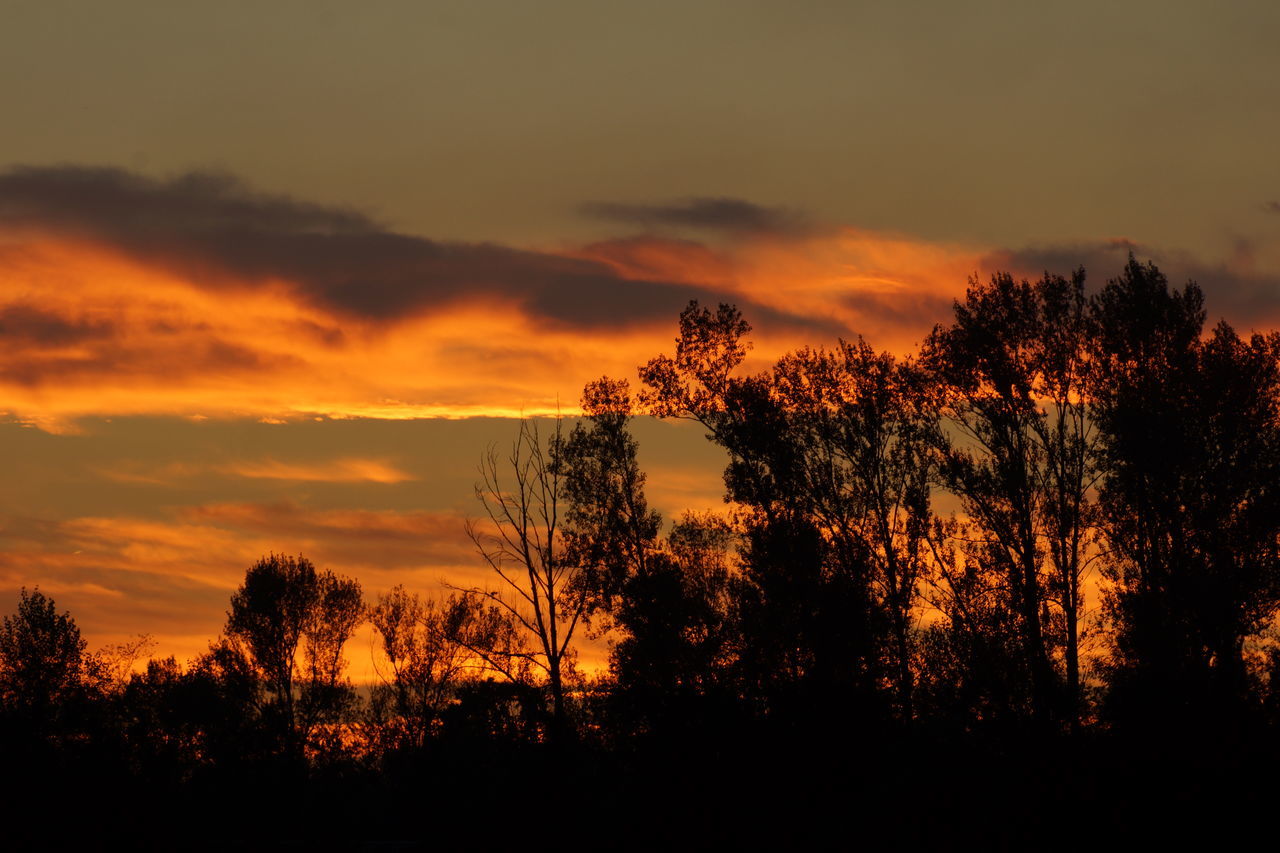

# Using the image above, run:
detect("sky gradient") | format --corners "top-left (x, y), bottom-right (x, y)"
top-left (3, 1), bottom-right (1280, 675)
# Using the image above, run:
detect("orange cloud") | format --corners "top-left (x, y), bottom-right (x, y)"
top-left (19, 168), bottom-right (1238, 435)
top-left (0, 227), bottom-right (994, 431)
top-left (576, 227), bottom-right (991, 359)
top-left (224, 458), bottom-right (415, 483)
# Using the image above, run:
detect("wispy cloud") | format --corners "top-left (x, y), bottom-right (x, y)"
top-left (222, 457), bottom-right (415, 483)
top-left (580, 196), bottom-right (808, 236)
top-left (96, 456), bottom-right (416, 485)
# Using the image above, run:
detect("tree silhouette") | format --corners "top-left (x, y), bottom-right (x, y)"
top-left (223, 553), bottom-right (363, 759)
top-left (915, 515), bottom-right (1037, 728)
top-left (766, 340), bottom-right (936, 722)
top-left (0, 587), bottom-right (91, 732)
top-left (368, 586), bottom-right (491, 752)
top-left (608, 511), bottom-right (741, 735)
top-left (1089, 257), bottom-right (1280, 723)
top-left (560, 377), bottom-right (663, 622)
top-left (552, 375), bottom-right (744, 735)
top-left (922, 270), bottom-right (1098, 729)
top-left (640, 301), bottom-right (929, 723)
top-left (461, 418), bottom-right (583, 735)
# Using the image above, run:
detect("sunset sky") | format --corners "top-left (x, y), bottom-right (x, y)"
top-left (3, 1), bottom-right (1280, 674)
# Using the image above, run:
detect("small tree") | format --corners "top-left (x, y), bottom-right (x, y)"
top-left (0, 588), bottom-right (90, 725)
top-left (368, 586), bottom-right (480, 751)
top-left (224, 553), bottom-right (363, 759)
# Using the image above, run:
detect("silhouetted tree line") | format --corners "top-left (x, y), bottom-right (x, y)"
top-left (6, 255), bottom-right (1280, 847)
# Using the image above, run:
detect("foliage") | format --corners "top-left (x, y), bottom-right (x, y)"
top-left (0, 587), bottom-right (91, 729)
top-left (1089, 256), bottom-right (1280, 723)
top-left (921, 269), bottom-right (1097, 729)
top-left (223, 553), bottom-right (363, 757)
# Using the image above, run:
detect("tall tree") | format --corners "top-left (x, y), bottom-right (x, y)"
top-left (608, 511), bottom-right (741, 735)
top-left (640, 301), bottom-right (932, 722)
top-left (768, 340), bottom-right (936, 722)
top-left (557, 375), bottom-right (743, 727)
top-left (922, 269), bottom-right (1097, 729)
top-left (640, 303), bottom-right (848, 712)
top-left (1089, 257), bottom-right (1280, 721)
top-left (559, 377), bottom-right (663, 622)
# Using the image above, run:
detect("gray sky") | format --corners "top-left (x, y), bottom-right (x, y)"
top-left (4, 1), bottom-right (1277, 257)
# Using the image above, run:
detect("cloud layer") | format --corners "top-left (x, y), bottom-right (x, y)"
top-left (0, 166), bottom-right (958, 427)
top-left (4, 165), bottom-right (1279, 431)
top-left (0, 166), bottom-right (787, 330)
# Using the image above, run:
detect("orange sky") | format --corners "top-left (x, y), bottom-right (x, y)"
top-left (0, 203), bottom-right (997, 677)
top-left (3, 169), bottom-right (1279, 681)
top-left (0, 230), bottom-right (987, 429)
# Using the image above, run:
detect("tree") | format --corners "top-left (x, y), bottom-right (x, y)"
top-left (640, 301), bottom-right (934, 724)
top-left (461, 418), bottom-right (583, 735)
top-left (0, 587), bottom-right (90, 727)
top-left (555, 376), bottom-right (744, 730)
top-left (559, 377), bottom-right (664, 619)
top-left (767, 340), bottom-right (936, 722)
top-left (367, 586), bottom-right (481, 752)
top-left (608, 511), bottom-right (741, 733)
top-left (921, 269), bottom-right (1098, 729)
top-left (223, 553), bottom-right (364, 759)
top-left (1089, 257), bottom-right (1280, 722)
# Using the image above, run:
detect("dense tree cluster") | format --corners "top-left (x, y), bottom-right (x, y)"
top-left (6, 256), bottom-right (1280, 846)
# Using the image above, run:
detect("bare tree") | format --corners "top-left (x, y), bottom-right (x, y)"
top-left (458, 418), bottom-right (583, 734)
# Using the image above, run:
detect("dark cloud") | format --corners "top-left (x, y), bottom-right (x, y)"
top-left (1264, 201), bottom-right (1280, 214)
top-left (0, 166), bottom-right (819, 333)
top-left (0, 304), bottom-right (115, 346)
top-left (979, 238), bottom-right (1139, 286)
top-left (580, 196), bottom-right (807, 235)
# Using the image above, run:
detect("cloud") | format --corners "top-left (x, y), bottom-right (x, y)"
top-left (6, 164), bottom-right (1277, 427)
top-left (0, 165), bottom-right (771, 331)
top-left (578, 228), bottom-right (991, 356)
top-left (0, 304), bottom-right (116, 346)
top-left (178, 501), bottom-right (475, 569)
top-left (0, 166), bottom-right (871, 428)
top-left (1264, 201), bottom-right (1280, 214)
top-left (95, 456), bottom-right (416, 485)
top-left (580, 196), bottom-right (807, 235)
top-left (223, 457), bottom-right (416, 484)
top-left (0, 501), bottom-right (488, 674)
